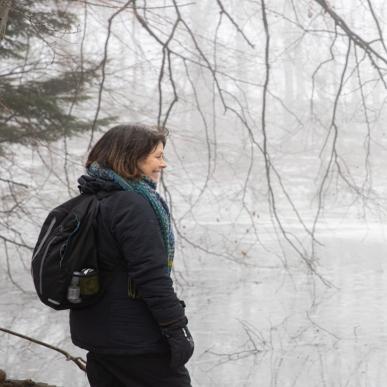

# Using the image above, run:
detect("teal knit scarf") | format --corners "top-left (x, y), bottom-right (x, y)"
top-left (87, 162), bottom-right (175, 275)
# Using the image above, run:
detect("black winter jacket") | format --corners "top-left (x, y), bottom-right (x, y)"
top-left (70, 175), bottom-right (185, 355)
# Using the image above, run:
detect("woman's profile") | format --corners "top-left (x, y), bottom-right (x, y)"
top-left (70, 124), bottom-right (194, 387)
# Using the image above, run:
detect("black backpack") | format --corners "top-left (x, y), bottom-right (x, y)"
top-left (31, 193), bottom-right (105, 310)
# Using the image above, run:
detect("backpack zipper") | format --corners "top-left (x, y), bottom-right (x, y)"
top-left (32, 216), bottom-right (57, 262)
top-left (39, 235), bottom-right (58, 295)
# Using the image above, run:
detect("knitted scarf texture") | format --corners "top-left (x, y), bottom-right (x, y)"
top-left (87, 162), bottom-right (175, 275)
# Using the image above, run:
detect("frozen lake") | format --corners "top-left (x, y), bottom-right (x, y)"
top-left (1, 219), bottom-right (387, 387)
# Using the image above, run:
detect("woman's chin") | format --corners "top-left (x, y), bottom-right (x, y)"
top-left (149, 174), bottom-right (160, 183)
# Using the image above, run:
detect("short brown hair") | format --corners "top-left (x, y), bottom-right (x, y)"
top-left (86, 124), bottom-right (167, 179)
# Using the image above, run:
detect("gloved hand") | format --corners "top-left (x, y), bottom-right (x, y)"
top-left (161, 317), bottom-right (194, 369)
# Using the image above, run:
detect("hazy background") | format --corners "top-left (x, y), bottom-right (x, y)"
top-left (1, 1), bottom-right (387, 386)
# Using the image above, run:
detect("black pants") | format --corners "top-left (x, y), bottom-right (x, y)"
top-left (86, 352), bottom-right (192, 387)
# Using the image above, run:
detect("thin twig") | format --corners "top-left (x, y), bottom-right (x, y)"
top-left (0, 327), bottom-right (86, 372)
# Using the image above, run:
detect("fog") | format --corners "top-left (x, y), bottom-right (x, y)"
top-left (1, 1), bottom-right (387, 386)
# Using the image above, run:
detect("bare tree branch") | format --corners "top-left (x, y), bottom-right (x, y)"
top-left (0, 327), bottom-right (86, 372)
top-left (88, 0), bottom-right (133, 150)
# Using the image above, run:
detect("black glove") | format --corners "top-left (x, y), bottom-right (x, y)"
top-left (161, 318), bottom-right (194, 369)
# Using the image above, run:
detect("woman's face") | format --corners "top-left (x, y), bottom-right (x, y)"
top-left (137, 142), bottom-right (167, 183)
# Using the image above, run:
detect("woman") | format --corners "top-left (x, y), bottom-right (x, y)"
top-left (70, 124), bottom-right (194, 387)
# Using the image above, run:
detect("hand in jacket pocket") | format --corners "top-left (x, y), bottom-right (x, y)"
top-left (162, 322), bottom-right (194, 369)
